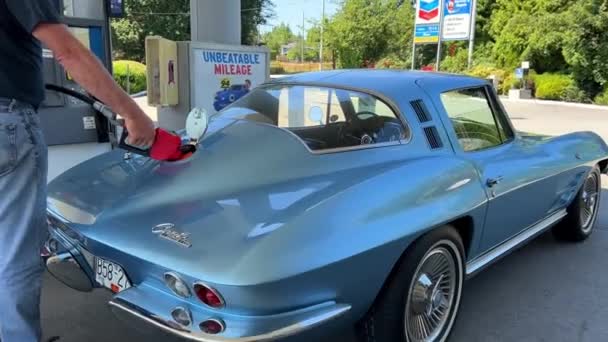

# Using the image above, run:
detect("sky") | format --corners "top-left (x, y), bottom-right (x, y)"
top-left (261, 0), bottom-right (340, 34)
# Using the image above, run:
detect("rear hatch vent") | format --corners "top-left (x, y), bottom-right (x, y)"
top-left (411, 99), bottom-right (431, 123)
top-left (424, 126), bottom-right (443, 149)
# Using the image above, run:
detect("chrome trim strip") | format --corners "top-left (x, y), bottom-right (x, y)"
top-left (466, 209), bottom-right (567, 276)
top-left (109, 299), bottom-right (351, 342)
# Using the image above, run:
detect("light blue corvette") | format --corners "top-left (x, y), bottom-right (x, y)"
top-left (45, 70), bottom-right (608, 342)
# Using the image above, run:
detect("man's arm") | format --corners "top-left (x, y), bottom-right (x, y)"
top-left (33, 23), bottom-right (155, 147)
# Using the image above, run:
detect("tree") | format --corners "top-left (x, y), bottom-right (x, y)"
top-left (327, 0), bottom-right (414, 68)
top-left (560, 0), bottom-right (608, 97)
top-left (286, 39), bottom-right (319, 62)
top-left (111, 0), bottom-right (190, 62)
top-left (262, 23), bottom-right (295, 59)
top-left (111, 0), bottom-right (275, 62)
top-left (241, 0), bottom-right (275, 45)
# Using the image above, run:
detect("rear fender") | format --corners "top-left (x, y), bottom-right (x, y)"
top-left (236, 155), bottom-right (488, 319)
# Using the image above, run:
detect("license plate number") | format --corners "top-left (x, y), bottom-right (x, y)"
top-left (95, 258), bottom-right (131, 293)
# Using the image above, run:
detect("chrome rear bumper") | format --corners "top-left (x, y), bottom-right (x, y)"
top-left (109, 298), bottom-right (351, 342)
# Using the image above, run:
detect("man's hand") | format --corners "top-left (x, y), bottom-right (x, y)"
top-left (124, 111), bottom-right (156, 147)
top-left (33, 23), bottom-right (156, 147)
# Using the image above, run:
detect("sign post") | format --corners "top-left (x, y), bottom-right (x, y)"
top-left (436, 4), bottom-right (445, 71)
top-left (521, 61), bottom-right (530, 90)
top-left (467, 0), bottom-right (477, 68)
top-left (439, 0), bottom-right (476, 68)
top-left (412, 0), bottom-right (443, 70)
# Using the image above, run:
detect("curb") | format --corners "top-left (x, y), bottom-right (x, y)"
top-left (500, 97), bottom-right (608, 111)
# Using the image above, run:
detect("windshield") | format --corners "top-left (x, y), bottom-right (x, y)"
top-left (219, 84), bottom-right (408, 151)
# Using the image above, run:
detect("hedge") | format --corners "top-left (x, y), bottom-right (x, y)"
top-left (532, 73), bottom-right (572, 100)
top-left (466, 65), bottom-right (510, 94)
top-left (270, 65), bottom-right (286, 74)
top-left (113, 60), bottom-right (147, 94)
top-left (595, 88), bottom-right (608, 105)
top-left (376, 54), bottom-right (410, 70)
top-left (533, 73), bottom-right (589, 102)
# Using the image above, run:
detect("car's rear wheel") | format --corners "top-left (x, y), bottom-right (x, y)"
top-left (553, 166), bottom-right (601, 242)
top-left (357, 226), bottom-right (465, 342)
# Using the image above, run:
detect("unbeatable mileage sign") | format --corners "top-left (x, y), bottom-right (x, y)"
top-left (201, 51), bottom-right (261, 76)
top-left (191, 44), bottom-right (269, 115)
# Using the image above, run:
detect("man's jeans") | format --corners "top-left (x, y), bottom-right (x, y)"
top-left (0, 99), bottom-right (48, 342)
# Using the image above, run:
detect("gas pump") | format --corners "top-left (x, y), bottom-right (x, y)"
top-left (42, 0), bottom-right (117, 180)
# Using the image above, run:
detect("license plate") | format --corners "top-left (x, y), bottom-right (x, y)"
top-left (95, 258), bottom-right (131, 293)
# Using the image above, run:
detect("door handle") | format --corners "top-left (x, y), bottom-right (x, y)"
top-left (486, 176), bottom-right (503, 188)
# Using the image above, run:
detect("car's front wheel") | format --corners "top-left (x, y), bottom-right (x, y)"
top-left (357, 226), bottom-right (465, 342)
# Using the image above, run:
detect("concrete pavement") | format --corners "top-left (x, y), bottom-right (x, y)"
top-left (503, 99), bottom-right (608, 141)
top-left (41, 100), bottom-right (608, 341)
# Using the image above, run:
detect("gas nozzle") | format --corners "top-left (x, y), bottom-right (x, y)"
top-left (44, 84), bottom-right (201, 162)
top-left (121, 107), bottom-right (209, 161)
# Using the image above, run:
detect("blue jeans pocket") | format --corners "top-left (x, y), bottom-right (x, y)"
top-left (0, 124), bottom-right (17, 177)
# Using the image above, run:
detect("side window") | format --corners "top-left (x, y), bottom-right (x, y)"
top-left (441, 87), bottom-right (508, 152)
top-left (349, 92), bottom-right (395, 119)
top-left (277, 87), bottom-right (346, 128)
top-left (225, 85), bottom-right (407, 151)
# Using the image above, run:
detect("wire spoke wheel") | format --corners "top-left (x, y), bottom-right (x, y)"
top-left (404, 243), bottom-right (460, 342)
top-left (580, 171), bottom-right (600, 232)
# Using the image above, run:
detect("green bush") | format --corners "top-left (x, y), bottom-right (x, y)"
top-left (270, 66), bottom-right (285, 74)
top-left (376, 54), bottom-right (410, 69)
top-left (466, 65), bottom-right (509, 94)
top-left (595, 88), bottom-right (608, 105)
top-left (501, 73), bottom-right (519, 95)
top-left (113, 60), bottom-right (147, 94)
top-left (562, 84), bottom-right (591, 103)
top-left (466, 65), bottom-right (508, 80)
top-left (440, 48), bottom-right (469, 73)
top-left (534, 73), bottom-right (573, 101)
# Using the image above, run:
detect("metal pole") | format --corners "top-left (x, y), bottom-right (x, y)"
top-left (411, 41), bottom-right (416, 70)
top-left (467, 0), bottom-right (478, 69)
top-left (320, 0), bottom-right (325, 70)
top-left (301, 11), bottom-right (305, 64)
top-left (411, 0), bottom-right (418, 70)
top-left (435, 1), bottom-right (444, 71)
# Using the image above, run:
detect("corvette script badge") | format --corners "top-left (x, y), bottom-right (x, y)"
top-left (152, 223), bottom-right (192, 248)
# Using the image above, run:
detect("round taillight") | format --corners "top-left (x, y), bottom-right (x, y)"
top-left (171, 307), bottom-right (192, 327)
top-left (164, 272), bottom-right (191, 298)
top-left (193, 283), bottom-right (224, 308)
top-left (199, 319), bottom-right (225, 335)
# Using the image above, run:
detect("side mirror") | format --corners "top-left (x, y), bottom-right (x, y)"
top-left (329, 114), bottom-right (339, 123)
top-left (186, 107), bottom-right (209, 142)
top-left (308, 106), bottom-right (324, 125)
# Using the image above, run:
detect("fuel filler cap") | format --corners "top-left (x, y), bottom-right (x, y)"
top-left (185, 107), bottom-right (209, 143)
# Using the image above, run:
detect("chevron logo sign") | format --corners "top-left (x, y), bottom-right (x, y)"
top-left (418, 0), bottom-right (440, 21)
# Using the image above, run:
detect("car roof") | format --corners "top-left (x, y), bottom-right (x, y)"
top-left (269, 69), bottom-right (489, 102)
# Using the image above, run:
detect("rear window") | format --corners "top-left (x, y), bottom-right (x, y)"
top-left (220, 85), bottom-right (407, 151)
